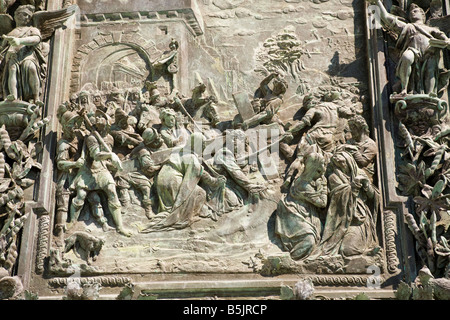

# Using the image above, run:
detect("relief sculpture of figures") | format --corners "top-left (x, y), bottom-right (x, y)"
top-left (368, 0), bottom-right (450, 96)
top-left (275, 150), bottom-right (328, 260)
top-left (5, 0), bottom-right (449, 301)
top-left (140, 132), bottom-right (226, 232)
top-left (0, 4), bottom-right (76, 104)
top-left (1, 5), bottom-right (44, 104)
top-left (309, 147), bottom-right (381, 261)
top-left (0, 2), bottom-right (75, 298)
top-left (67, 110), bottom-right (132, 237)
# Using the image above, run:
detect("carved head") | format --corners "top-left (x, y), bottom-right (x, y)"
top-left (109, 87), bottom-right (124, 102)
top-left (192, 83), bottom-right (207, 95)
top-left (92, 91), bottom-right (104, 106)
top-left (323, 90), bottom-right (340, 102)
top-left (129, 88), bottom-right (142, 102)
top-left (272, 78), bottom-right (288, 96)
top-left (78, 91), bottom-right (90, 105)
top-left (60, 110), bottom-right (82, 131)
top-left (409, 4), bottom-right (426, 23)
top-left (302, 94), bottom-right (318, 109)
top-left (251, 98), bottom-right (262, 113)
top-left (14, 5), bottom-right (35, 26)
top-left (114, 108), bottom-right (129, 128)
top-left (331, 149), bottom-right (358, 177)
top-left (304, 152), bottom-right (326, 180)
top-left (348, 115), bottom-right (369, 139)
top-left (160, 108), bottom-right (177, 128)
top-left (142, 127), bottom-right (163, 148)
top-left (169, 39), bottom-right (179, 51)
top-left (93, 109), bottom-right (110, 132)
top-left (70, 93), bottom-right (78, 104)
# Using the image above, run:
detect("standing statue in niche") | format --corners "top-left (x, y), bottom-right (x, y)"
top-left (0, 5), bottom-right (44, 104)
top-left (0, 4), bottom-right (77, 104)
top-left (368, 0), bottom-right (450, 96)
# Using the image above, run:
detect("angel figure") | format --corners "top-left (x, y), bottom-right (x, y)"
top-left (368, 0), bottom-right (450, 96)
top-left (0, 4), bottom-right (76, 103)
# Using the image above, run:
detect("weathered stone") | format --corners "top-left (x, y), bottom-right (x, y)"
top-left (0, 0), bottom-right (447, 303)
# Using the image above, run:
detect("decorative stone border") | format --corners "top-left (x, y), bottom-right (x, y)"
top-left (78, 10), bottom-right (203, 37)
top-left (48, 276), bottom-right (132, 288)
top-left (35, 215), bottom-right (51, 275)
top-left (384, 210), bottom-right (401, 274)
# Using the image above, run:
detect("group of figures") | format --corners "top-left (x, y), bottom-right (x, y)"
top-left (0, 0), bottom-right (449, 300)
top-left (54, 55), bottom-right (385, 272)
top-left (275, 91), bottom-right (381, 267)
top-left (49, 0), bottom-right (449, 297)
top-left (54, 76), bottom-right (272, 240)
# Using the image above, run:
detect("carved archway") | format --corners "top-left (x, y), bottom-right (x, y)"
top-left (70, 32), bottom-right (157, 93)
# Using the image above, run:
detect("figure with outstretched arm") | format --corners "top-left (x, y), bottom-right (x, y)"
top-left (367, 0), bottom-right (450, 95)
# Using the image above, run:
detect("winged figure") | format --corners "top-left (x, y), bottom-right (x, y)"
top-left (0, 4), bottom-right (77, 104)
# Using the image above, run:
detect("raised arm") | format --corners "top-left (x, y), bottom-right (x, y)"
top-left (367, 0), bottom-right (406, 33)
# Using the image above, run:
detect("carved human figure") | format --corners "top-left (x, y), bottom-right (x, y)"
top-left (237, 72), bottom-right (293, 158)
top-left (241, 72), bottom-right (288, 131)
top-left (68, 110), bottom-right (132, 237)
top-left (346, 115), bottom-right (378, 180)
top-left (288, 93), bottom-right (355, 156)
top-left (368, 0), bottom-right (450, 95)
top-left (55, 107), bottom-right (84, 236)
top-left (153, 39), bottom-right (179, 93)
top-left (0, 0), bottom-right (15, 14)
top-left (310, 148), bottom-right (380, 259)
top-left (92, 91), bottom-right (107, 113)
top-left (184, 82), bottom-right (220, 127)
top-left (282, 92), bottom-right (355, 190)
top-left (110, 108), bottom-right (142, 150)
top-left (140, 132), bottom-right (225, 232)
top-left (136, 82), bottom-right (166, 132)
top-left (205, 130), bottom-right (268, 217)
top-left (63, 93), bottom-right (78, 112)
top-left (78, 90), bottom-right (96, 116)
top-left (159, 107), bottom-right (188, 148)
top-left (275, 151), bottom-right (327, 260)
top-left (0, 5), bottom-right (45, 103)
top-left (105, 87), bottom-right (126, 120)
top-left (114, 128), bottom-right (164, 219)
